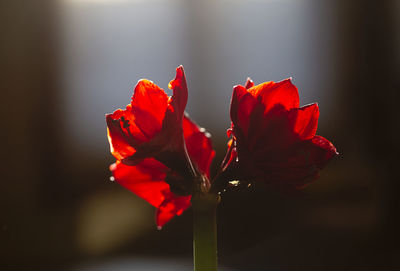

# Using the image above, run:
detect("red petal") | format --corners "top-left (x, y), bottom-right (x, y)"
top-left (248, 78), bottom-right (300, 113)
top-left (131, 80), bottom-right (169, 139)
top-left (249, 107), bottom-right (296, 154)
top-left (232, 86), bottom-right (259, 136)
top-left (111, 159), bottom-right (169, 207)
top-left (106, 107), bottom-right (148, 161)
top-left (244, 77), bottom-right (254, 89)
top-left (106, 118), bottom-right (134, 161)
top-left (248, 103), bottom-right (319, 154)
top-left (251, 135), bottom-right (337, 189)
top-left (288, 103), bottom-right (319, 140)
top-left (111, 158), bottom-right (192, 227)
top-left (156, 194), bottom-right (191, 228)
top-left (167, 65), bottom-right (188, 122)
top-left (308, 135), bottom-right (338, 169)
top-left (230, 85), bottom-right (248, 127)
top-left (183, 115), bottom-right (215, 177)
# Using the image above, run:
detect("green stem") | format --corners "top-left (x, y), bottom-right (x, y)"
top-left (192, 193), bottom-right (219, 271)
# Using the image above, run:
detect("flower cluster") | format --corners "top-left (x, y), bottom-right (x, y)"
top-left (106, 66), bottom-right (337, 227)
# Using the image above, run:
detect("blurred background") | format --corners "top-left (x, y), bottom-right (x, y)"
top-left (1, 0), bottom-right (399, 270)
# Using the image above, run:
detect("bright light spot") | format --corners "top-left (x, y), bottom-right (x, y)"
top-left (229, 180), bottom-right (240, 186)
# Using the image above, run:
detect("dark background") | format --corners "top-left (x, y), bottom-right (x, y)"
top-left (1, 0), bottom-right (399, 270)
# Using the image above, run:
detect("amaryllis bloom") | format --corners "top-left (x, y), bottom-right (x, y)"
top-left (227, 78), bottom-right (338, 191)
top-left (106, 66), bottom-right (215, 227)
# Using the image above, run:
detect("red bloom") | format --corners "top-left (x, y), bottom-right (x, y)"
top-left (106, 66), bottom-right (215, 227)
top-left (228, 78), bottom-right (338, 190)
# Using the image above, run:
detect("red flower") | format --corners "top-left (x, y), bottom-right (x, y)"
top-left (227, 78), bottom-right (338, 190)
top-left (106, 66), bottom-right (215, 227)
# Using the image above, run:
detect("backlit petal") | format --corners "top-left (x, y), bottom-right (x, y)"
top-left (131, 79), bottom-right (169, 139)
top-left (288, 103), bottom-right (319, 140)
top-left (308, 135), bottom-right (338, 169)
top-left (106, 108), bottom-right (147, 161)
top-left (183, 115), bottom-right (215, 177)
top-left (244, 77), bottom-right (254, 89)
top-left (248, 78), bottom-right (299, 113)
top-left (111, 158), bottom-right (191, 227)
top-left (249, 106), bottom-right (296, 153)
top-left (111, 159), bottom-right (169, 207)
top-left (156, 194), bottom-right (191, 228)
top-left (230, 85), bottom-right (248, 128)
top-left (234, 87), bottom-right (259, 136)
top-left (168, 65), bottom-right (188, 122)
